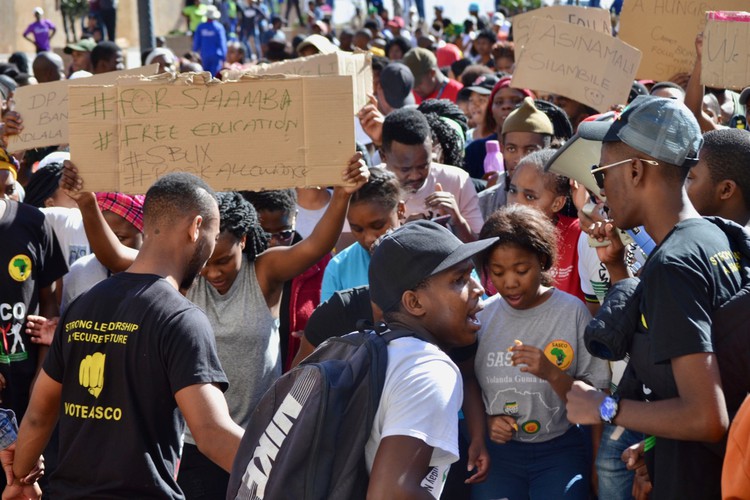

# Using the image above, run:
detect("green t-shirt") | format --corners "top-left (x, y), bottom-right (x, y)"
top-left (183, 4), bottom-right (209, 32)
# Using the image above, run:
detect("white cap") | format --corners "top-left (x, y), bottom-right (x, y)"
top-left (38, 151), bottom-right (70, 170)
top-left (69, 70), bottom-right (93, 80)
top-left (33, 7), bottom-right (44, 15)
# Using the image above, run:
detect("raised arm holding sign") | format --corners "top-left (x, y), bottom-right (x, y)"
top-left (619, 0), bottom-right (747, 81)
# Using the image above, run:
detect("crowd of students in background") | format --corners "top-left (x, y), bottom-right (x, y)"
top-left (1, 0), bottom-right (750, 499)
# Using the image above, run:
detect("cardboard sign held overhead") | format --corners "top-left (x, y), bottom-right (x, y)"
top-left (511, 18), bottom-right (641, 113)
top-left (512, 5), bottom-right (612, 59)
top-left (702, 11), bottom-right (750, 91)
top-left (69, 73), bottom-right (355, 194)
top-left (619, 0), bottom-right (747, 81)
top-left (226, 51), bottom-right (373, 112)
top-left (8, 64), bottom-right (159, 152)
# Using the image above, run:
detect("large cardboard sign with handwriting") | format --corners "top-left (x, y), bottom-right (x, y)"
top-left (702, 11), bottom-right (750, 91)
top-left (226, 51), bottom-right (373, 112)
top-left (68, 73), bottom-right (355, 194)
top-left (512, 5), bottom-right (612, 59)
top-left (619, 0), bottom-right (747, 81)
top-left (8, 64), bottom-right (159, 152)
top-left (511, 18), bottom-right (641, 112)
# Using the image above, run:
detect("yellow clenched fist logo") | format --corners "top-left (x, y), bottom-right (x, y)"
top-left (79, 353), bottom-right (106, 398)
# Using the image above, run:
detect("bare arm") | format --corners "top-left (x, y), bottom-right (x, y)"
top-left (685, 34), bottom-right (720, 133)
top-left (457, 356), bottom-right (490, 484)
top-left (36, 286), bottom-right (58, 374)
top-left (175, 383), bottom-right (244, 472)
top-left (38, 285), bottom-right (58, 321)
top-left (366, 436), bottom-right (435, 500)
top-left (255, 154), bottom-right (368, 305)
top-left (60, 161), bottom-right (137, 273)
top-left (12, 371), bottom-right (61, 480)
top-left (290, 334), bottom-right (316, 369)
top-left (567, 352), bottom-right (728, 442)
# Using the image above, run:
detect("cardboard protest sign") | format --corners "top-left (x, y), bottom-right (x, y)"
top-left (8, 64), bottom-right (159, 152)
top-left (511, 5), bottom-right (612, 59)
top-left (163, 35), bottom-right (193, 58)
top-left (619, 0), bottom-right (747, 81)
top-left (226, 51), bottom-right (373, 112)
top-left (69, 73), bottom-right (355, 194)
top-left (511, 18), bottom-right (641, 113)
top-left (701, 11), bottom-right (750, 91)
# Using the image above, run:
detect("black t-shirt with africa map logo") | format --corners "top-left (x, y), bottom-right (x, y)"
top-left (0, 200), bottom-right (67, 420)
top-left (44, 272), bottom-right (228, 499)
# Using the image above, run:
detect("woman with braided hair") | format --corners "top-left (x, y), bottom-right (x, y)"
top-left (240, 189), bottom-right (332, 373)
top-left (57, 155), bottom-right (369, 499)
top-left (417, 99), bottom-right (469, 168)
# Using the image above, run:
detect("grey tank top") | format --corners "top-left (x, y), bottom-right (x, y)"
top-left (185, 256), bottom-right (280, 444)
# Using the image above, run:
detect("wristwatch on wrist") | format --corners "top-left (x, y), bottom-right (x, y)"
top-left (599, 394), bottom-right (620, 424)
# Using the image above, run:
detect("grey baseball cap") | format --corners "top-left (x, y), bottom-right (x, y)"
top-left (578, 95), bottom-right (703, 168)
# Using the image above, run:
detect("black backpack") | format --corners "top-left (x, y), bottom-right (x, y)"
top-left (225, 328), bottom-right (415, 500)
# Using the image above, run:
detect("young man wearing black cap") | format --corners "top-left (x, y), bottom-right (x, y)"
top-left (377, 62), bottom-right (416, 115)
top-left (566, 96), bottom-right (743, 499)
top-left (366, 220), bottom-right (496, 499)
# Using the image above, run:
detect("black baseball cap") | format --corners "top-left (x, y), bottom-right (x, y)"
top-left (369, 220), bottom-right (498, 312)
top-left (380, 62), bottom-right (416, 108)
top-left (467, 74), bottom-right (499, 95)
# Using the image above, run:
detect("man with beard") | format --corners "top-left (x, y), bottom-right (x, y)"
top-left (381, 108), bottom-right (482, 243)
top-left (4, 171), bottom-right (243, 499)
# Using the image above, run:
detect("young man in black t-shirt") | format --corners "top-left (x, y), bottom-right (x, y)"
top-left (565, 96), bottom-right (743, 500)
top-left (5, 172), bottom-right (244, 499)
top-left (0, 149), bottom-right (67, 430)
top-left (0, 198), bottom-right (67, 424)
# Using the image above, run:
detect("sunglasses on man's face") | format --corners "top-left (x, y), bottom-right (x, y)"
top-left (268, 229), bottom-right (295, 242)
top-left (590, 158), bottom-right (660, 190)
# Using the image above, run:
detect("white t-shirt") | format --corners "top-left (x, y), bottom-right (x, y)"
top-left (365, 337), bottom-right (462, 498)
top-left (41, 207), bottom-right (90, 266)
top-left (295, 190), bottom-right (350, 239)
top-left (61, 253), bottom-right (109, 312)
top-left (295, 202), bottom-right (328, 239)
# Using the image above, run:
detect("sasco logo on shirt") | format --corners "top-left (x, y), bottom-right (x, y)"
top-left (544, 340), bottom-right (574, 371)
top-left (8, 254), bottom-right (32, 282)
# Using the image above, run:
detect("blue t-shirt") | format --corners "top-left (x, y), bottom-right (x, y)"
top-left (321, 243), bottom-right (371, 302)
